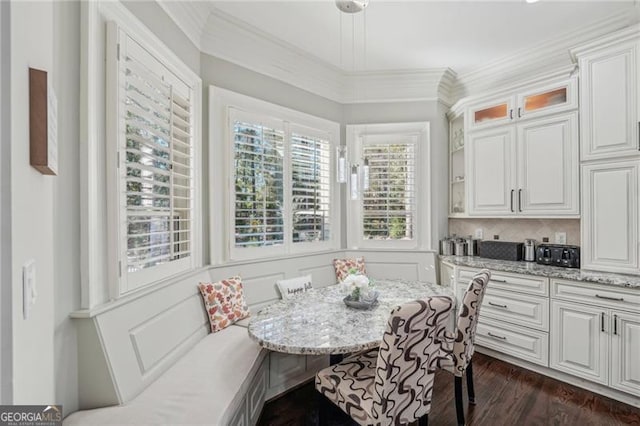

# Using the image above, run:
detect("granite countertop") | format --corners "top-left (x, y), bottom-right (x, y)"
top-left (248, 279), bottom-right (456, 355)
top-left (440, 256), bottom-right (640, 289)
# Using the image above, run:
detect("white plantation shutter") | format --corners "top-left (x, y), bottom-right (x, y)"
top-left (362, 142), bottom-right (416, 241)
top-left (231, 110), bottom-right (285, 250)
top-left (113, 27), bottom-right (195, 291)
top-left (290, 131), bottom-right (331, 243)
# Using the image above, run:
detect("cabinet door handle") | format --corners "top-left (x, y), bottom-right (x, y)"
top-left (488, 301), bottom-right (508, 309)
top-left (614, 314), bottom-right (618, 335)
top-left (509, 109), bottom-right (513, 120)
top-left (518, 107), bottom-right (522, 118)
top-left (637, 122), bottom-right (639, 151)
top-left (601, 312), bottom-right (605, 332)
top-left (510, 189), bottom-right (514, 212)
top-left (595, 294), bottom-right (624, 302)
top-left (488, 332), bottom-right (507, 340)
top-left (491, 278), bottom-right (508, 283)
top-left (518, 189), bottom-right (523, 212)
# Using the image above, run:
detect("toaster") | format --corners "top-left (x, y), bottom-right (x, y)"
top-left (536, 244), bottom-right (580, 268)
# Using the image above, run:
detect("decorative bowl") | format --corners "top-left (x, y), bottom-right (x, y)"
top-left (343, 291), bottom-right (379, 310)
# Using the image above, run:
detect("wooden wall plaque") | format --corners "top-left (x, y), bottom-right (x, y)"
top-left (29, 67), bottom-right (58, 175)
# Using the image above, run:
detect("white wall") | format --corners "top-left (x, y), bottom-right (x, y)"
top-left (9, 0), bottom-right (55, 404)
top-left (0, 0), bottom-right (12, 405)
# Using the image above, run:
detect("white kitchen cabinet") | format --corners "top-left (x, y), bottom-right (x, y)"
top-left (467, 112), bottom-right (579, 217)
top-left (467, 127), bottom-right (516, 215)
top-left (467, 96), bottom-right (516, 131)
top-left (575, 32), bottom-right (639, 161)
top-left (516, 112), bottom-right (579, 215)
top-left (550, 279), bottom-right (640, 398)
top-left (455, 266), bottom-right (550, 367)
top-left (550, 300), bottom-right (609, 385)
top-left (610, 311), bottom-right (640, 396)
top-left (581, 160), bottom-right (639, 275)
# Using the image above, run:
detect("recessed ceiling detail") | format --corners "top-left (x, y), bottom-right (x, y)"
top-left (158, 1), bottom-right (638, 103)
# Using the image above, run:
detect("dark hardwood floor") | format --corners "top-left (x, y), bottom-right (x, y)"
top-left (258, 353), bottom-right (640, 426)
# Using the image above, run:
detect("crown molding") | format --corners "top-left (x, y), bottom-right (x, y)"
top-left (452, 10), bottom-right (637, 101)
top-left (156, 0), bottom-right (210, 50)
top-left (158, 2), bottom-right (636, 107)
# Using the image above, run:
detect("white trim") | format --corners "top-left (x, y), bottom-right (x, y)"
top-left (346, 122), bottom-right (430, 251)
top-left (81, 0), bottom-right (202, 306)
top-left (210, 87), bottom-right (341, 264)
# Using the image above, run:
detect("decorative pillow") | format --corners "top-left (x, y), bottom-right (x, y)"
top-left (198, 276), bottom-right (250, 333)
top-left (276, 275), bottom-right (313, 299)
top-left (333, 257), bottom-right (366, 282)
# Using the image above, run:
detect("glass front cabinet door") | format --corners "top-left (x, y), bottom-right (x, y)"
top-left (467, 96), bottom-right (516, 131)
top-left (516, 78), bottom-right (577, 121)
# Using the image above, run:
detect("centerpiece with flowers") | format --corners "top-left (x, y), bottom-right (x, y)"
top-left (341, 268), bottom-right (379, 309)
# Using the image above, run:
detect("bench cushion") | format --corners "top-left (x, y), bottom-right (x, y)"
top-left (64, 325), bottom-right (265, 425)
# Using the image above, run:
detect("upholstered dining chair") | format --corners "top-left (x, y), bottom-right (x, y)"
top-left (315, 295), bottom-right (455, 426)
top-left (437, 269), bottom-right (491, 426)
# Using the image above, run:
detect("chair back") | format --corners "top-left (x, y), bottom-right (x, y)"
top-left (452, 269), bottom-right (491, 374)
top-left (372, 295), bottom-right (454, 425)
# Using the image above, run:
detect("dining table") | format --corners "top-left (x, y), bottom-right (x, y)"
top-left (247, 279), bottom-right (457, 358)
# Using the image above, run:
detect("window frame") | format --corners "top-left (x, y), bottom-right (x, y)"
top-left (346, 122), bottom-right (430, 250)
top-left (106, 21), bottom-right (202, 296)
top-left (212, 88), bottom-right (341, 263)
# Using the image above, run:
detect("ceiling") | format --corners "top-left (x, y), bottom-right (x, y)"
top-left (208, 0), bottom-right (638, 74)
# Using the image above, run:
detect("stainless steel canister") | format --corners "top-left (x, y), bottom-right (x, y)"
top-left (465, 236), bottom-right (479, 256)
top-left (440, 238), bottom-right (455, 255)
top-left (454, 239), bottom-right (467, 256)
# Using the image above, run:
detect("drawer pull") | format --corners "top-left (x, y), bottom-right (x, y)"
top-left (487, 332), bottom-right (507, 340)
top-left (488, 301), bottom-right (508, 309)
top-left (491, 279), bottom-right (508, 283)
top-left (614, 314), bottom-right (618, 336)
top-left (595, 294), bottom-right (624, 302)
top-left (601, 312), bottom-right (605, 333)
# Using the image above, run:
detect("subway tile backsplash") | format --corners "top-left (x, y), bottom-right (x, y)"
top-left (448, 218), bottom-right (580, 246)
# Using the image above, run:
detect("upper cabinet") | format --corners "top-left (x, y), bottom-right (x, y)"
top-left (467, 112), bottom-right (579, 217)
top-left (575, 37), bottom-right (639, 161)
top-left (466, 78), bottom-right (577, 132)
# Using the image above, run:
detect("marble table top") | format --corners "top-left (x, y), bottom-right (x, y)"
top-left (440, 256), bottom-right (640, 289)
top-left (247, 279), bottom-right (456, 355)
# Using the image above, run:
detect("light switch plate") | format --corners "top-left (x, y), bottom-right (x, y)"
top-left (23, 260), bottom-right (36, 320)
top-left (555, 232), bottom-right (567, 244)
top-left (474, 228), bottom-right (484, 239)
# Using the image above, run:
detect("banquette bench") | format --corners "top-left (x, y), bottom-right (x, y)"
top-left (64, 251), bottom-right (438, 425)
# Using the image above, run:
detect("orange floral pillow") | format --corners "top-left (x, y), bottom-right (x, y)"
top-left (198, 276), bottom-right (250, 333)
top-left (333, 257), bottom-right (366, 282)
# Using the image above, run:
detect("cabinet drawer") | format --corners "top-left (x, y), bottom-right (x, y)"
top-left (459, 268), bottom-right (548, 296)
top-left (480, 288), bottom-right (549, 331)
top-left (552, 279), bottom-right (640, 314)
top-left (475, 318), bottom-right (549, 366)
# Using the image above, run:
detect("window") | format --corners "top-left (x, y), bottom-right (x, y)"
top-left (221, 95), bottom-right (339, 261)
top-left (108, 23), bottom-right (201, 293)
top-left (346, 123), bottom-right (429, 249)
top-left (362, 142), bottom-right (416, 241)
top-left (290, 129), bottom-right (331, 244)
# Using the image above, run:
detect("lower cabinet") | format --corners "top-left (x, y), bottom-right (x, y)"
top-left (550, 279), bottom-right (640, 397)
top-left (455, 267), bottom-right (550, 367)
top-left (452, 265), bottom-right (640, 400)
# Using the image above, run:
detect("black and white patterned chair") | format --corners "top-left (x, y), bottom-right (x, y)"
top-left (438, 269), bottom-right (491, 426)
top-left (315, 295), bottom-right (455, 426)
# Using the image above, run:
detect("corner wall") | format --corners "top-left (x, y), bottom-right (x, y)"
top-left (10, 0), bottom-right (55, 404)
